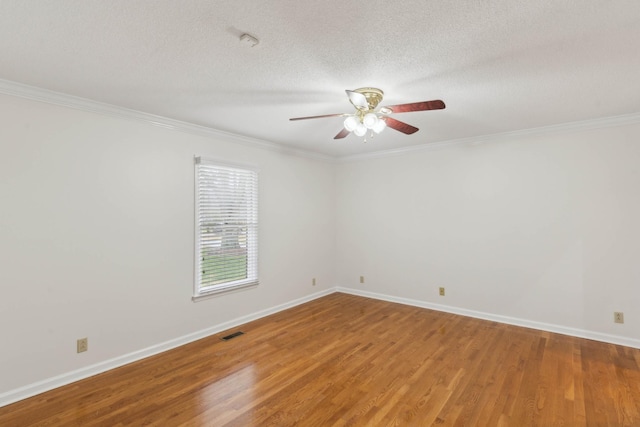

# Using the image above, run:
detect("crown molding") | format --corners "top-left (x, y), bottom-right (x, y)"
top-left (0, 78), bottom-right (335, 163)
top-left (3, 78), bottom-right (639, 164)
top-left (338, 111), bottom-right (640, 163)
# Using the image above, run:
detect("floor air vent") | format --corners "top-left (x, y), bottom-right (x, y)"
top-left (221, 331), bottom-right (244, 341)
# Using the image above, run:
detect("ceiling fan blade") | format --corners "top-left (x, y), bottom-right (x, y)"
top-left (346, 90), bottom-right (369, 110)
top-left (384, 117), bottom-right (419, 135)
top-left (334, 128), bottom-right (350, 139)
top-left (381, 100), bottom-right (445, 114)
top-left (290, 113), bottom-right (348, 121)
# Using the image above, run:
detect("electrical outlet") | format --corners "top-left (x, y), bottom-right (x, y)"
top-left (439, 287), bottom-right (445, 296)
top-left (614, 312), bottom-right (624, 324)
top-left (359, 276), bottom-right (365, 284)
top-left (312, 278), bottom-right (316, 286)
top-left (77, 337), bottom-right (88, 353)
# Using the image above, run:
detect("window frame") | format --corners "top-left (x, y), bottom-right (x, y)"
top-left (193, 156), bottom-right (259, 301)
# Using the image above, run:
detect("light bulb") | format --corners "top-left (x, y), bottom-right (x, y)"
top-left (372, 118), bottom-right (387, 134)
top-left (354, 123), bottom-right (367, 137)
top-left (363, 113), bottom-right (378, 129)
top-left (343, 116), bottom-right (358, 132)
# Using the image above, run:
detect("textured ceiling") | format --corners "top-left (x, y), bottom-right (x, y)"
top-left (0, 1), bottom-right (639, 158)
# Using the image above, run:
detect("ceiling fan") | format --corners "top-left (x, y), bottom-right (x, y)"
top-left (290, 87), bottom-right (445, 141)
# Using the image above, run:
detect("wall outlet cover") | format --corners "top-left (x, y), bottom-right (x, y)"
top-left (77, 338), bottom-right (88, 353)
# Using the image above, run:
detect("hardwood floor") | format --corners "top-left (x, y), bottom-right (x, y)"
top-left (1, 293), bottom-right (639, 426)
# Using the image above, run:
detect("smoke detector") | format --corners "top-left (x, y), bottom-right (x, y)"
top-left (240, 33), bottom-right (259, 47)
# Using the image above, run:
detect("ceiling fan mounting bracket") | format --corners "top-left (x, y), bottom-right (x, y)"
top-left (353, 87), bottom-right (384, 111)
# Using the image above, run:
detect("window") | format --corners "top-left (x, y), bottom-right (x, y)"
top-left (194, 157), bottom-right (258, 299)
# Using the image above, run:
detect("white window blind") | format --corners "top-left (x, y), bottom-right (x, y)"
top-left (194, 157), bottom-right (258, 299)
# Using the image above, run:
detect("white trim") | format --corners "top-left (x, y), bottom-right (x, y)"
top-left (338, 111), bottom-right (640, 163)
top-left (1, 78), bottom-right (639, 164)
top-left (0, 288), bottom-right (334, 408)
top-left (0, 78), bottom-right (334, 163)
top-left (194, 156), bottom-right (260, 173)
top-left (336, 287), bottom-right (640, 349)
top-left (192, 281), bottom-right (259, 302)
top-left (3, 286), bottom-right (639, 407)
top-left (193, 157), bottom-right (259, 298)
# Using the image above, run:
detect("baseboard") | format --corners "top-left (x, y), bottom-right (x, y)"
top-left (4, 286), bottom-right (638, 407)
top-left (0, 288), bottom-right (335, 408)
top-left (336, 287), bottom-right (640, 350)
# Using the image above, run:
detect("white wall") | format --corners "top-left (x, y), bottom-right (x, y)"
top-left (2, 87), bottom-right (638, 405)
top-left (336, 123), bottom-right (640, 345)
top-left (0, 93), bottom-right (336, 398)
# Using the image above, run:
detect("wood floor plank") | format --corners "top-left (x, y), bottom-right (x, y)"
top-left (1, 293), bottom-right (639, 426)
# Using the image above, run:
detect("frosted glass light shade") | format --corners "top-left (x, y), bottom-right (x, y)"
top-left (344, 116), bottom-right (359, 132)
top-left (363, 113), bottom-right (378, 129)
top-left (354, 123), bottom-right (367, 136)
top-left (372, 118), bottom-right (387, 134)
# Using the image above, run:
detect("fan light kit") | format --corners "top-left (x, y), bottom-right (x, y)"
top-left (290, 87), bottom-right (445, 142)
top-left (343, 88), bottom-right (387, 138)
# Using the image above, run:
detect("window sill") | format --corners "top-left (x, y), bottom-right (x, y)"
top-left (192, 281), bottom-right (259, 302)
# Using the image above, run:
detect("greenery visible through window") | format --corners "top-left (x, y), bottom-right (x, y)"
top-left (194, 157), bottom-right (258, 299)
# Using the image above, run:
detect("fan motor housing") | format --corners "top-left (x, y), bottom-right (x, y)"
top-left (353, 87), bottom-right (384, 110)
